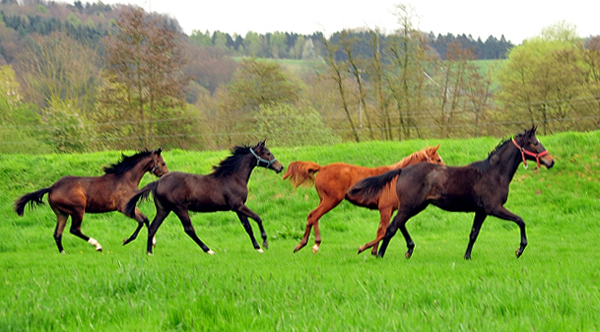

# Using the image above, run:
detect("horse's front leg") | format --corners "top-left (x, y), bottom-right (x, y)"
top-left (358, 206), bottom-right (393, 255)
top-left (237, 205), bottom-right (267, 251)
top-left (464, 211), bottom-right (487, 260)
top-left (121, 206), bottom-right (153, 246)
top-left (489, 206), bottom-right (527, 258)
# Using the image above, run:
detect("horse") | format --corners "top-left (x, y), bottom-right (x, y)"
top-left (124, 140), bottom-right (283, 255)
top-left (347, 126), bottom-right (554, 260)
top-left (282, 145), bottom-right (443, 254)
top-left (14, 148), bottom-right (168, 253)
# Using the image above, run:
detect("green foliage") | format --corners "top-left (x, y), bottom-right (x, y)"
top-left (42, 97), bottom-right (91, 153)
top-left (253, 103), bottom-right (341, 147)
top-left (1, 131), bottom-right (600, 330)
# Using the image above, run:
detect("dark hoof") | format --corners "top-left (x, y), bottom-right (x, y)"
top-left (262, 242), bottom-right (269, 250)
top-left (96, 248), bottom-right (103, 252)
top-left (405, 251), bottom-right (412, 259)
top-left (515, 249), bottom-right (523, 258)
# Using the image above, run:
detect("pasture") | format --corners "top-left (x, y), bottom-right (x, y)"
top-left (1, 131), bottom-right (599, 331)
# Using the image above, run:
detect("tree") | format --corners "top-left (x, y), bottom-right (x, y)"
top-left (253, 104), bottom-right (341, 147)
top-left (100, 6), bottom-right (188, 147)
top-left (496, 22), bottom-right (584, 134)
top-left (17, 31), bottom-right (100, 115)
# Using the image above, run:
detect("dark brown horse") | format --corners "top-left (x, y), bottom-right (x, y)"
top-left (283, 146), bottom-right (443, 254)
top-left (15, 149), bottom-right (168, 253)
top-left (125, 141), bottom-right (283, 255)
top-left (347, 127), bottom-right (554, 259)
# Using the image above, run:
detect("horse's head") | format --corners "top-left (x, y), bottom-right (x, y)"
top-left (425, 144), bottom-right (444, 165)
top-left (250, 140), bottom-right (284, 173)
top-left (513, 126), bottom-right (554, 169)
top-left (150, 148), bottom-right (169, 177)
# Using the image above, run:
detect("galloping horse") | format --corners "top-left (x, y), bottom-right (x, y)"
top-left (14, 149), bottom-right (168, 253)
top-left (283, 145), bottom-right (443, 254)
top-left (125, 141), bottom-right (283, 255)
top-left (347, 126), bottom-right (554, 259)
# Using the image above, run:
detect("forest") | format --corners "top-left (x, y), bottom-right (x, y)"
top-left (0, 0), bottom-right (599, 153)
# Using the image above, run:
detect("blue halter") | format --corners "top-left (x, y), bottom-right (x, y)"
top-left (249, 148), bottom-right (276, 168)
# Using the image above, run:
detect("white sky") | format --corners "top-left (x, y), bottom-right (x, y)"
top-left (87, 0), bottom-right (599, 44)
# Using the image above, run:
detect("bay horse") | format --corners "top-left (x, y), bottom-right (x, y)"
top-left (283, 145), bottom-right (443, 254)
top-left (124, 141), bottom-right (283, 255)
top-left (347, 126), bottom-right (554, 260)
top-left (14, 148), bottom-right (168, 253)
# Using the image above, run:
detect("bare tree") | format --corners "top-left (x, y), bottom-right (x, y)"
top-left (100, 6), bottom-right (187, 147)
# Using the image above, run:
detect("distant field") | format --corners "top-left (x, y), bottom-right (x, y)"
top-left (1, 131), bottom-right (599, 331)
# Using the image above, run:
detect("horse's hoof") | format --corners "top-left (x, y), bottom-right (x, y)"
top-left (262, 242), bottom-right (269, 250)
top-left (207, 250), bottom-right (215, 255)
top-left (96, 248), bottom-right (103, 252)
top-left (147, 252), bottom-right (154, 256)
top-left (293, 245), bottom-right (302, 253)
top-left (515, 249), bottom-right (523, 258)
top-left (60, 250), bottom-right (66, 254)
top-left (357, 246), bottom-right (364, 254)
top-left (311, 245), bottom-right (319, 254)
top-left (256, 248), bottom-right (264, 253)
top-left (405, 252), bottom-right (412, 259)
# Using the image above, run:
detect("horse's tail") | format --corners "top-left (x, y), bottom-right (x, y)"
top-left (282, 161), bottom-right (321, 189)
top-left (14, 187), bottom-right (52, 216)
top-left (124, 181), bottom-right (159, 218)
top-left (346, 169), bottom-right (403, 205)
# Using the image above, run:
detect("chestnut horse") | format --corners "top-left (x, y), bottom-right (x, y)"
top-left (15, 149), bottom-right (168, 253)
top-left (283, 145), bottom-right (443, 254)
top-left (124, 141), bottom-right (283, 255)
top-left (347, 127), bottom-right (554, 260)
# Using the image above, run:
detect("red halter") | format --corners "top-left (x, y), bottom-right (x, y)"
top-left (512, 139), bottom-right (549, 169)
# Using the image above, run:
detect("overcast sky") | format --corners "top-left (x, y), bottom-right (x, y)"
top-left (87, 0), bottom-right (599, 44)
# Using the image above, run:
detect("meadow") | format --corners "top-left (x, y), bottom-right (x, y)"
top-left (1, 130), bottom-right (599, 331)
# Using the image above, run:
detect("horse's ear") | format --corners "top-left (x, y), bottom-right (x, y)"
top-left (258, 140), bottom-right (266, 148)
top-left (156, 147), bottom-right (163, 155)
top-left (430, 144), bottom-right (440, 153)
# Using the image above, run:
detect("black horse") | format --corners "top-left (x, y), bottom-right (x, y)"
top-left (346, 126), bottom-right (554, 259)
top-left (125, 141), bottom-right (283, 255)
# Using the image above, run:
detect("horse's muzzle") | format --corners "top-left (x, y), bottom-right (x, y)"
top-left (271, 162), bottom-right (284, 174)
top-left (540, 155), bottom-right (555, 169)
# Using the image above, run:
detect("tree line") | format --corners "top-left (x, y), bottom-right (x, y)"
top-left (1, 2), bottom-right (599, 155)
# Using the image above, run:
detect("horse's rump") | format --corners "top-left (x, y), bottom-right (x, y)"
top-left (282, 161), bottom-right (321, 189)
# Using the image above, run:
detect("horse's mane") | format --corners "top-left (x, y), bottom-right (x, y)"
top-left (103, 149), bottom-right (153, 175)
top-left (212, 145), bottom-right (252, 177)
top-left (473, 128), bottom-right (531, 171)
top-left (390, 149), bottom-right (428, 169)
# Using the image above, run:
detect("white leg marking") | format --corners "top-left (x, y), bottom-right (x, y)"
top-left (88, 238), bottom-right (103, 251)
top-left (152, 236), bottom-right (157, 247)
top-left (312, 244), bottom-right (320, 253)
top-left (256, 248), bottom-right (264, 253)
top-left (207, 250), bottom-right (215, 255)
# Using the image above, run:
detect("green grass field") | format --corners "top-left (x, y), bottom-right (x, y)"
top-left (1, 131), bottom-right (599, 331)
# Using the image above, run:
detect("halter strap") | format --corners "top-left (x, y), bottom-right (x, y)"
top-left (249, 148), bottom-right (277, 168)
top-left (512, 139), bottom-right (549, 169)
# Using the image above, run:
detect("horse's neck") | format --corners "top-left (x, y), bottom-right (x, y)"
top-left (488, 142), bottom-right (522, 184)
top-left (234, 155), bottom-right (256, 184)
top-left (390, 152), bottom-right (424, 170)
top-left (124, 159), bottom-right (151, 185)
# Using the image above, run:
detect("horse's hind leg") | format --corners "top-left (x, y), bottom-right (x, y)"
top-left (69, 209), bottom-right (102, 252)
top-left (172, 207), bottom-right (214, 255)
top-left (377, 211), bottom-right (414, 259)
top-left (146, 208), bottom-right (171, 255)
top-left (53, 211), bottom-right (68, 254)
top-left (294, 196), bottom-right (341, 253)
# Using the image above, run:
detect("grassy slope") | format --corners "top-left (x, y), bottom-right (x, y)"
top-left (0, 131), bottom-right (599, 331)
